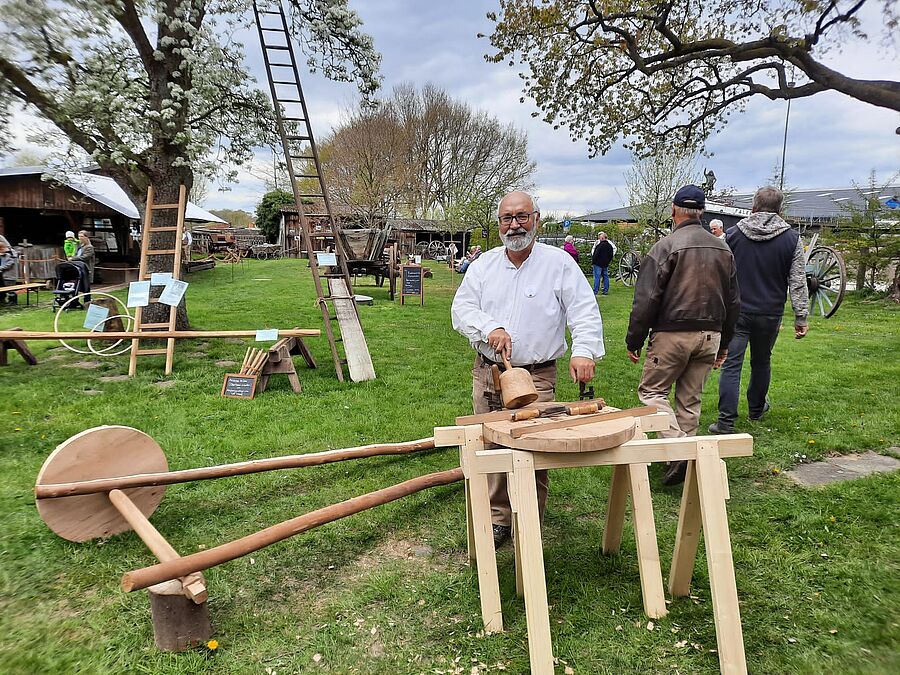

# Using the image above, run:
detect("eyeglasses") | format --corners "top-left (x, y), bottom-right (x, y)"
top-left (498, 211), bottom-right (537, 226)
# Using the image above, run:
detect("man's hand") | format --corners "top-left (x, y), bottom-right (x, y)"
top-left (627, 349), bottom-right (641, 364)
top-left (713, 349), bottom-right (728, 369)
top-left (569, 356), bottom-right (595, 383)
top-left (486, 328), bottom-right (513, 361)
top-left (795, 324), bottom-right (808, 339)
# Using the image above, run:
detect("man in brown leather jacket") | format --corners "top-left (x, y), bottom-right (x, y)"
top-left (626, 185), bottom-right (740, 485)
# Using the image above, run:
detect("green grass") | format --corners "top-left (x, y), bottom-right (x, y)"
top-left (1, 259), bottom-right (898, 674)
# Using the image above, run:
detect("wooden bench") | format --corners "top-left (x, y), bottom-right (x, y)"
top-left (1, 282), bottom-right (49, 307)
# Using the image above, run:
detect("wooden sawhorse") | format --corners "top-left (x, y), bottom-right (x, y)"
top-left (434, 415), bottom-right (752, 675)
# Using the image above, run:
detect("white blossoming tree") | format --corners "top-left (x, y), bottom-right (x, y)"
top-left (0, 0), bottom-right (380, 325)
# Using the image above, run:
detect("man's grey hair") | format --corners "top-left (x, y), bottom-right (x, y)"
top-left (673, 205), bottom-right (703, 219)
top-left (710, 219), bottom-right (724, 230)
top-left (598, 231), bottom-right (607, 239)
top-left (753, 186), bottom-right (784, 214)
top-left (496, 191), bottom-right (538, 219)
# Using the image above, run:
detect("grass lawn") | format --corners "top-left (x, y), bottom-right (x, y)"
top-left (1, 258), bottom-right (898, 674)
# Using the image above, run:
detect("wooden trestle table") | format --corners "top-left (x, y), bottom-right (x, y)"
top-left (434, 407), bottom-right (752, 675)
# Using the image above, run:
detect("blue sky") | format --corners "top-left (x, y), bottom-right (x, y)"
top-left (9, 1), bottom-right (900, 217)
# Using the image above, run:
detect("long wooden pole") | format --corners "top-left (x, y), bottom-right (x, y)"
top-left (121, 468), bottom-right (464, 592)
top-left (108, 490), bottom-right (208, 604)
top-left (35, 438), bottom-right (438, 499)
top-left (0, 329), bottom-right (320, 340)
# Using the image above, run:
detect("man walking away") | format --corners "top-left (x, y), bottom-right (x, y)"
top-left (709, 186), bottom-right (809, 434)
top-left (626, 186), bottom-right (740, 485)
top-left (591, 232), bottom-right (614, 295)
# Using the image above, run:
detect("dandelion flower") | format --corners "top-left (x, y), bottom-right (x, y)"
top-left (206, 639), bottom-right (218, 650)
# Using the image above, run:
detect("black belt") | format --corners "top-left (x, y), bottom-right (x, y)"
top-left (477, 354), bottom-right (555, 372)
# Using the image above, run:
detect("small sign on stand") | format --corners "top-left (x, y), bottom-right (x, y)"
top-left (221, 373), bottom-right (258, 399)
top-left (400, 264), bottom-right (424, 306)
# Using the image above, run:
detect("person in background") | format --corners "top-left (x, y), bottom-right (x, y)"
top-left (452, 191), bottom-right (604, 547)
top-left (591, 231), bottom-right (615, 295)
top-left (0, 239), bottom-right (19, 305)
top-left (457, 245), bottom-right (482, 274)
top-left (563, 234), bottom-right (579, 262)
top-left (70, 230), bottom-right (96, 302)
top-left (710, 219), bottom-right (726, 240)
top-left (626, 185), bottom-right (740, 485)
top-left (64, 230), bottom-right (78, 259)
top-left (709, 186), bottom-right (809, 434)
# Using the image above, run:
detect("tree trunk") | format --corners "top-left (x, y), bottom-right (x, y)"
top-left (890, 262), bottom-right (900, 303)
top-left (855, 248), bottom-right (868, 291)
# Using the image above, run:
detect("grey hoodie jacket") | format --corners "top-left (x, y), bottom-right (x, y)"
top-left (726, 212), bottom-right (808, 325)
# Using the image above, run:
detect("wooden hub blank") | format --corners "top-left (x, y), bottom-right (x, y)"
top-left (36, 426), bottom-right (168, 542)
top-left (482, 415), bottom-right (636, 453)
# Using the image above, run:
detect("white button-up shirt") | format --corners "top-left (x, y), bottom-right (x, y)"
top-left (451, 242), bottom-right (605, 366)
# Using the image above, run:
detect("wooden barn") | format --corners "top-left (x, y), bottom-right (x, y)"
top-left (0, 166), bottom-right (224, 282)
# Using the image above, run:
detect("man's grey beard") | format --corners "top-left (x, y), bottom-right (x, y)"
top-left (501, 226), bottom-right (537, 252)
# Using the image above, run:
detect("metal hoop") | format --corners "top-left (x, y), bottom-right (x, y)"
top-left (54, 292), bottom-right (133, 355)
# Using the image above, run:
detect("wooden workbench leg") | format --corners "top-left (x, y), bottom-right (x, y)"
top-left (286, 371), bottom-right (302, 393)
top-left (511, 451), bottom-right (554, 675)
top-left (627, 463), bottom-right (668, 619)
top-left (669, 460), bottom-right (701, 597)
top-left (602, 464), bottom-right (629, 554)
top-left (508, 475), bottom-right (524, 597)
top-left (464, 429), bottom-right (503, 633)
top-left (695, 442), bottom-right (747, 675)
top-left (464, 478), bottom-right (476, 562)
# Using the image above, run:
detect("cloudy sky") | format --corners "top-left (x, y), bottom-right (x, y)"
top-left (9, 0), bottom-right (900, 217)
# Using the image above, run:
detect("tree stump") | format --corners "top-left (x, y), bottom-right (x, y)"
top-left (148, 579), bottom-right (211, 651)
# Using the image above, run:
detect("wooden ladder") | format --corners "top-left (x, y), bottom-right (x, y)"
top-left (128, 184), bottom-right (187, 376)
top-left (252, 0), bottom-right (375, 383)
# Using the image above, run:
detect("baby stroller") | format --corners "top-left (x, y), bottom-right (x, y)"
top-left (53, 261), bottom-right (89, 311)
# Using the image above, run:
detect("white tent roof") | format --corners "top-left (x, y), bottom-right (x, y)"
top-left (0, 167), bottom-right (226, 223)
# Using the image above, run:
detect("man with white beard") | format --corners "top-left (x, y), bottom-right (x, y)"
top-left (451, 191), bottom-right (605, 547)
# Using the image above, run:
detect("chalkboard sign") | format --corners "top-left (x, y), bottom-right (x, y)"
top-left (400, 264), bottom-right (424, 305)
top-left (221, 373), bottom-right (258, 399)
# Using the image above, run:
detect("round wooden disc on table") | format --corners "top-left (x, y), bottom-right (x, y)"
top-left (36, 426), bottom-right (168, 542)
top-left (482, 415), bottom-right (637, 453)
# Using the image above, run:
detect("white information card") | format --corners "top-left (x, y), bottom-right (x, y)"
top-left (127, 281), bottom-right (151, 308)
top-left (255, 328), bottom-right (279, 342)
top-left (159, 279), bottom-right (188, 307)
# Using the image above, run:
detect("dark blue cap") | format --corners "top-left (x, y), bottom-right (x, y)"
top-left (673, 185), bottom-right (705, 209)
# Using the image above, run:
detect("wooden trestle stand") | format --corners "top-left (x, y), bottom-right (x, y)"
top-left (433, 406), bottom-right (753, 675)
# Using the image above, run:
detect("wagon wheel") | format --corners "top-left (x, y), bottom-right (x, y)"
top-left (415, 242), bottom-right (430, 259)
top-left (806, 246), bottom-right (846, 319)
top-left (427, 240), bottom-right (446, 259)
top-left (256, 250), bottom-right (269, 260)
top-left (618, 251), bottom-right (641, 287)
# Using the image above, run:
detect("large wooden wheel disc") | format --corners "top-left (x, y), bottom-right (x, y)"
top-left (483, 415), bottom-right (636, 453)
top-left (36, 426), bottom-right (168, 542)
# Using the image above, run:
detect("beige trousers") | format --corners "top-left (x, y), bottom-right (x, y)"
top-left (471, 356), bottom-right (557, 527)
top-left (637, 330), bottom-right (720, 438)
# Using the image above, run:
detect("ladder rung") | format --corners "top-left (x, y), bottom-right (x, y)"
top-left (146, 249), bottom-right (177, 255)
top-left (259, 10), bottom-right (282, 14)
top-left (260, 27), bottom-right (284, 32)
top-left (139, 322), bottom-right (170, 329)
top-left (265, 45), bottom-right (290, 50)
top-left (298, 194), bottom-right (324, 198)
top-left (295, 174), bottom-right (321, 179)
top-left (268, 62), bottom-right (294, 67)
top-left (278, 99), bottom-right (305, 103)
top-left (136, 348), bottom-right (168, 356)
top-left (151, 203), bottom-right (180, 209)
top-left (309, 233), bottom-right (335, 238)
top-left (273, 80), bottom-right (298, 85)
top-left (289, 155), bottom-right (315, 160)
top-left (148, 226), bottom-right (179, 232)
